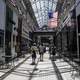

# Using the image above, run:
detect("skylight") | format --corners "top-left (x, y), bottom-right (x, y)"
top-left (30, 0), bottom-right (58, 28)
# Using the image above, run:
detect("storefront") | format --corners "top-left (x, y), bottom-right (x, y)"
top-left (0, 0), bottom-right (18, 62)
top-left (56, 5), bottom-right (78, 62)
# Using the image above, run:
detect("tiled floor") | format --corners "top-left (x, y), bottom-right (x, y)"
top-left (0, 53), bottom-right (80, 80)
top-left (55, 59), bottom-right (80, 80)
top-left (0, 54), bottom-right (30, 77)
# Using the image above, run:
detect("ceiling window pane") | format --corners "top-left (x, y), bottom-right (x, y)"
top-left (41, 1), bottom-right (44, 9)
top-left (37, 2), bottom-right (40, 10)
top-left (32, 4), bottom-right (36, 9)
top-left (35, 13), bottom-right (38, 18)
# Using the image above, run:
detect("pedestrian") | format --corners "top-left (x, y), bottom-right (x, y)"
top-left (43, 46), bottom-right (46, 53)
top-left (31, 43), bottom-right (37, 65)
top-left (52, 46), bottom-right (56, 61)
top-left (39, 44), bottom-right (44, 61)
top-left (49, 45), bottom-right (52, 59)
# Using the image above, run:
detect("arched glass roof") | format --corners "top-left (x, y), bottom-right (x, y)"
top-left (30, 0), bottom-right (58, 28)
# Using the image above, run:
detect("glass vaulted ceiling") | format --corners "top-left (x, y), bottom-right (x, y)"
top-left (30, 0), bottom-right (58, 28)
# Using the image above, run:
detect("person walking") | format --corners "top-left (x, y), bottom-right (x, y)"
top-left (52, 46), bottom-right (56, 61)
top-left (49, 45), bottom-right (52, 59)
top-left (39, 44), bottom-right (44, 61)
top-left (31, 43), bottom-right (37, 65)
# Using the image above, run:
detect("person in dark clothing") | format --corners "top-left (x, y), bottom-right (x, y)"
top-left (49, 46), bottom-right (52, 59)
top-left (32, 50), bottom-right (36, 64)
top-left (39, 44), bottom-right (44, 61)
top-left (31, 43), bottom-right (37, 65)
top-left (52, 46), bottom-right (56, 60)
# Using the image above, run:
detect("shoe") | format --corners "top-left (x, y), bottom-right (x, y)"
top-left (40, 60), bottom-right (43, 62)
top-left (31, 62), bottom-right (35, 65)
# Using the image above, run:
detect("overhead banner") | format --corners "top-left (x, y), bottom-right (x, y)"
top-left (48, 12), bottom-right (58, 28)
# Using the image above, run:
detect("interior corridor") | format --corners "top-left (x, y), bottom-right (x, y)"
top-left (0, 0), bottom-right (80, 80)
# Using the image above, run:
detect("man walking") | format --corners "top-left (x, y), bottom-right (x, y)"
top-left (31, 43), bottom-right (37, 65)
top-left (39, 44), bottom-right (44, 61)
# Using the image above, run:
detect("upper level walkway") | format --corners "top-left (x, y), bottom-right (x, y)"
top-left (0, 53), bottom-right (80, 80)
